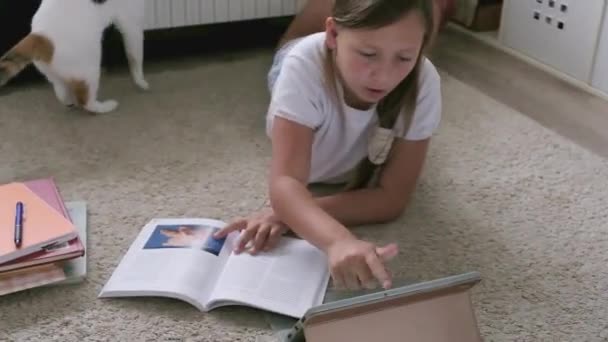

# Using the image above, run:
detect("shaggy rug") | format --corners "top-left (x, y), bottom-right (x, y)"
top-left (0, 47), bottom-right (606, 341)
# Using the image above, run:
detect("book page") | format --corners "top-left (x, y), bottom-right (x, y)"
top-left (99, 218), bottom-right (236, 311)
top-left (208, 236), bottom-right (330, 318)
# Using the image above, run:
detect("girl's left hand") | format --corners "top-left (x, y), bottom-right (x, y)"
top-left (213, 207), bottom-right (289, 254)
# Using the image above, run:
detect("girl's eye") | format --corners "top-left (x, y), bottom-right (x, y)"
top-left (398, 56), bottom-right (413, 62)
top-left (359, 51), bottom-right (376, 58)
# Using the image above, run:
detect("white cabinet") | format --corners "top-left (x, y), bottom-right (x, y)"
top-left (499, 0), bottom-right (606, 83)
top-left (592, 4), bottom-right (608, 94)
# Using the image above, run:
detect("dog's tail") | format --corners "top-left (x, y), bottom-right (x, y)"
top-left (0, 33), bottom-right (54, 87)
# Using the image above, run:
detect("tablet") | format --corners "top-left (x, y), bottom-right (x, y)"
top-left (282, 271), bottom-right (482, 342)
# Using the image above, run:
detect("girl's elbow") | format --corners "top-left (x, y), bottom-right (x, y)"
top-left (383, 206), bottom-right (404, 222)
top-left (382, 199), bottom-right (409, 222)
top-left (268, 175), bottom-right (304, 210)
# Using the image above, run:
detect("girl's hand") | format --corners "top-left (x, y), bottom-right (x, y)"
top-left (326, 238), bottom-right (398, 290)
top-left (213, 208), bottom-right (289, 255)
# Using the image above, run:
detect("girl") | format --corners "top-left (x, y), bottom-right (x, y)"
top-left (216, 0), bottom-right (442, 291)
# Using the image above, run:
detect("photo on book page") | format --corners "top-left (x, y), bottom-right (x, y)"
top-left (143, 224), bottom-right (226, 256)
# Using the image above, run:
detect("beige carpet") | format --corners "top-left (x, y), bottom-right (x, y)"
top-left (1, 47), bottom-right (607, 341)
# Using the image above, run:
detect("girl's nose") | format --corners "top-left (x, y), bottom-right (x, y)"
top-left (371, 62), bottom-right (392, 85)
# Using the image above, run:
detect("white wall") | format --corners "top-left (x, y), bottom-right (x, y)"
top-left (592, 4), bottom-right (608, 94)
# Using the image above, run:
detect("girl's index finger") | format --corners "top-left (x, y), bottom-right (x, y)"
top-left (214, 219), bottom-right (246, 238)
top-left (365, 252), bottom-right (392, 290)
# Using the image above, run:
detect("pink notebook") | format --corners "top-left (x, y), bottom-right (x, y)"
top-left (0, 178), bottom-right (84, 272)
top-left (24, 178), bottom-right (71, 220)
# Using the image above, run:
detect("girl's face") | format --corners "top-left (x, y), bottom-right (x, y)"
top-left (325, 11), bottom-right (426, 108)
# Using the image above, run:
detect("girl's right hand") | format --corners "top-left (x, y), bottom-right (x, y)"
top-left (213, 207), bottom-right (289, 255)
top-left (326, 238), bottom-right (398, 290)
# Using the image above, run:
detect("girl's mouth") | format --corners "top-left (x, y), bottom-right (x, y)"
top-left (365, 87), bottom-right (386, 96)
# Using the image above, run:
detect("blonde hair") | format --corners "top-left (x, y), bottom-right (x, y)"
top-left (322, 0), bottom-right (434, 190)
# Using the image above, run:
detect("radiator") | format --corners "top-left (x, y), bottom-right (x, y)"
top-left (145, 0), bottom-right (307, 30)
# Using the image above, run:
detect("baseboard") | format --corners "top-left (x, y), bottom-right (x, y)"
top-left (446, 22), bottom-right (608, 102)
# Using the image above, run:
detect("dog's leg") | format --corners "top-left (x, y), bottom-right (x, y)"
top-left (115, 16), bottom-right (149, 90)
top-left (51, 79), bottom-right (75, 107)
top-left (69, 77), bottom-right (118, 114)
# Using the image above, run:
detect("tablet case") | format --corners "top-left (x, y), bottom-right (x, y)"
top-left (283, 271), bottom-right (482, 342)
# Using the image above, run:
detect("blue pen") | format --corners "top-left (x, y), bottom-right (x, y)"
top-left (14, 202), bottom-right (23, 247)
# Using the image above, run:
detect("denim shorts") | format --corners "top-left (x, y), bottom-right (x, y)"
top-left (267, 38), bottom-right (304, 94)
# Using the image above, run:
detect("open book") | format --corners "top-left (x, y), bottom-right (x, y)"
top-left (99, 218), bottom-right (331, 318)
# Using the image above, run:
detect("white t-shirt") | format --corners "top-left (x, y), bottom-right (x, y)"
top-left (266, 32), bottom-right (442, 184)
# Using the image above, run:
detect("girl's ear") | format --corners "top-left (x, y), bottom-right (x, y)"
top-left (325, 17), bottom-right (338, 49)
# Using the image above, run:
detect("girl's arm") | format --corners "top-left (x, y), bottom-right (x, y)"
top-left (269, 115), bottom-right (398, 289)
top-left (315, 138), bottom-right (430, 226)
top-left (269, 116), bottom-right (356, 252)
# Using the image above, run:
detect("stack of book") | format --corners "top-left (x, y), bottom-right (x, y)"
top-left (0, 178), bottom-right (87, 296)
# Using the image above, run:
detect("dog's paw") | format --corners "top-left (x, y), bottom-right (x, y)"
top-left (135, 78), bottom-right (150, 91)
top-left (86, 100), bottom-right (119, 114)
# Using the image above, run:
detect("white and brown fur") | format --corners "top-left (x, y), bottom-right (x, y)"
top-left (0, 0), bottom-right (149, 114)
